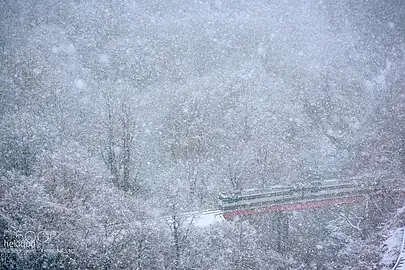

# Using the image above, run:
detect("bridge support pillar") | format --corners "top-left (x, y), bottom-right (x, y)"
top-left (275, 212), bottom-right (289, 253)
top-left (366, 192), bottom-right (395, 230)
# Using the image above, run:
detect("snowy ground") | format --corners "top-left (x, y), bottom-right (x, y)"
top-left (380, 227), bottom-right (404, 269)
top-left (380, 205), bottom-right (405, 269)
top-left (191, 211), bottom-right (225, 227)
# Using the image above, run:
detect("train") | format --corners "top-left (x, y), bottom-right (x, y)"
top-left (218, 174), bottom-right (402, 210)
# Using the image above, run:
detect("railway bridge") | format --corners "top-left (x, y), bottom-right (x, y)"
top-left (216, 173), bottom-right (405, 252)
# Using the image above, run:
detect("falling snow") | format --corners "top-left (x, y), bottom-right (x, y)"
top-left (1, 1), bottom-right (405, 269)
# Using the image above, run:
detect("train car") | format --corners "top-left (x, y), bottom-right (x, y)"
top-left (218, 186), bottom-right (297, 210)
top-left (218, 172), bottom-right (401, 211)
top-left (218, 180), bottom-right (367, 210)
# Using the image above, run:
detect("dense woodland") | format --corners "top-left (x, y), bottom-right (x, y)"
top-left (1, 0), bottom-right (405, 269)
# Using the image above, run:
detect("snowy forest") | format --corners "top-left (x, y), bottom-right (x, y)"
top-left (1, 0), bottom-right (405, 269)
